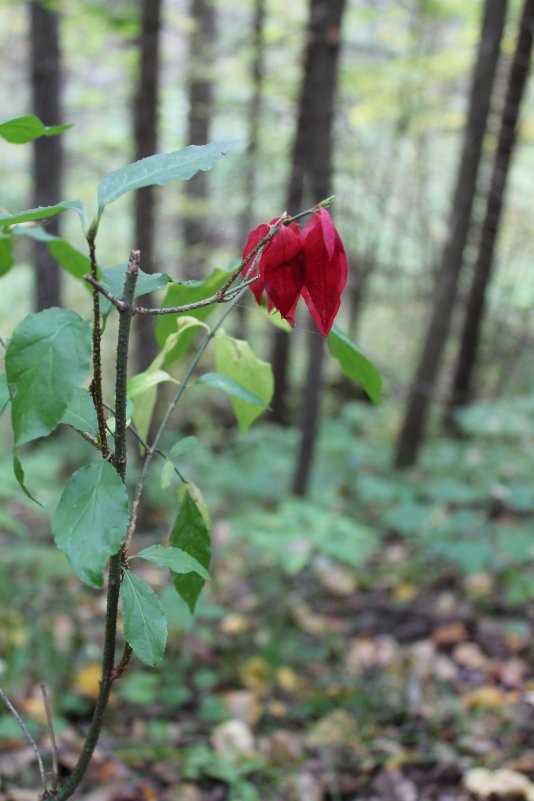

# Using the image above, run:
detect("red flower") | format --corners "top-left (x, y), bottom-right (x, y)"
top-left (301, 208), bottom-right (347, 337)
top-left (242, 208), bottom-right (347, 336)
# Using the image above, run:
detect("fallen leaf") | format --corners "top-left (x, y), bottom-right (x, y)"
top-left (276, 666), bottom-right (301, 693)
top-left (463, 685), bottom-right (507, 711)
top-left (218, 689), bottom-right (262, 724)
top-left (74, 662), bottom-right (102, 700)
top-left (432, 621), bottom-right (468, 646)
top-left (212, 719), bottom-right (256, 757)
top-left (239, 656), bottom-right (272, 694)
top-left (306, 708), bottom-right (357, 748)
top-left (452, 642), bottom-right (491, 672)
top-left (464, 767), bottom-right (534, 798)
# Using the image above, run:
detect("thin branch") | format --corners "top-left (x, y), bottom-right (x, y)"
top-left (87, 235), bottom-right (111, 459)
top-left (0, 334), bottom-right (7, 349)
top-left (40, 683), bottom-right (59, 792)
top-left (83, 200), bottom-right (332, 320)
top-left (124, 290), bottom-right (244, 552)
top-left (83, 274), bottom-right (127, 311)
top-left (0, 686), bottom-right (47, 791)
top-left (102, 400), bottom-right (186, 482)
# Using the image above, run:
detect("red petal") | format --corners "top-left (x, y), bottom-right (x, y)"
top-left (318, 207), bottom-right (336, 260)
top-left (301, 212), bottom-right (347, 336)
top-left (263, 223), bottom-right (305, 322)
top-left (242, 222), bottom-right (269, 305)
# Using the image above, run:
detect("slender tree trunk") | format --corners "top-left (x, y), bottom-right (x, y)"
top-left (291, 0), bottom-right (347, 496)
top-left (30, 0), bottom-right (63, 311)
top-left (183, 0), bottom-right (216, 279)
top-left (133, 0), bottom-right (162, 372)
top-left (394, 0), bottom-right (508, 468)
top-left (236, 0), bottom-right (266, 339)
top-left (271, 0), bottom-right (346, 426)
top-left (444, 0), bottom-right (534, 426)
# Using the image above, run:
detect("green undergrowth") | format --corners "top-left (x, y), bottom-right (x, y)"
top-left (2, 395), bottom-right (534, 761)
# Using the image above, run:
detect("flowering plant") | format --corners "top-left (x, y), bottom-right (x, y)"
top-left (243, 206), bottom-right (347, 336)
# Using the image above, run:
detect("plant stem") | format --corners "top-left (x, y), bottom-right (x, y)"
top-left (83, 199), bottom-right (330, 317)
top-left (55, 252), bottom-right (140, 801)
top-left (87, 234), bottom-right (110, 459)
top-left (125, 290), bottom-right (242, 550)
top-left (0, 686), bottom-right (47, 792)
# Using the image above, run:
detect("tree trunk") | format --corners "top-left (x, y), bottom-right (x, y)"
top-left (291, 0), bottom-right (347, 496)
top-left (394, 0), bottom-right (508, 468)
top-left (236, 0), bottom-right (266, 339)
top-left (444, 0), bottom-right (534, 426)
top-left (183, 0), bottom-right (216, 279)
top-left (271, 0), bottom-right (346, 427)
top-left (30, 0), bottom-right (63, 311)
top-left (133, 0), bottom-right (162, 373)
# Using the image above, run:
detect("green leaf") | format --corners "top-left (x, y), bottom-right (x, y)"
top-left (97, 141), bottom-right (239, 210)
top-left (0, 373), bottom-right (9, 417)
top-left (51, 461), bottom-right (129, 587)
top-left (160, 460), bottom-right (176, 489)
top-left (13, 452), bottom-right (42, 506)
top-left (0, 200), bottom-right (84, 228)
top-left (214, 335), bottom-right (274, 432)
top-left (127, 369), bottom-right (176, 444)
top-left (127, 317), bottom-right (206, 443)
top-left (60, 388), bottom-right (99, 437)
top-left (0, 114), bottom-right (72, 144)
top-left (156, 314), bottom-right (211, 370)
top-left (135, 544), bottom-right (210, 579)
top-left (169, 436), bottom-right (198, 460)
top-left (127, 369), bottom-right (178, 399)
top-left (5, 308), bottom-right (92, 446)
top-left (155, 269), bottom-right (229, 365)
top-left (327, 325), bottom-right (382, 404)
top-left (170, 486), bottom-right (211, 613)
top-left (0, 233), bottom-right (13, 276)
top-left (198, 372), bottom-right (268, 411)
top-left (99, 263), bottom-right (168, 316)
top-left (48, 239), bottom-right (91, 282)
top-left (121, 572), bottom-right (167, 666)
top-left (11, 227), bottom-right (90, 282)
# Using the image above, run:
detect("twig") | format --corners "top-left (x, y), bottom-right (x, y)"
top-left (0, 334), bottom-right (7, 349)
top-left (0, 686), bottom-right (47, 791)
top-left (87, 235), bottom-right (111, 460)
top-left (40, 683), bottom-right (59, 792)
top-left (102, 400), bottom-right (186, 482)
top-left (83, 274), bottom-right (127, 311)
top-left (124, 290), bottom-right (244, 551)
top-left (83, 200), bottom-right (332, 319)
top-left (110, 643), bottom-right (133, 682)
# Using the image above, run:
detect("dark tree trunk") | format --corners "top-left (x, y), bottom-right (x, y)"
top-left (394, 0), bottom-right (508, 468)
top-left (271, 0), bottom-right (346, 426)
top-left (236, 0), bottom-right (266, 339)
top-left (444, 0), bottom-right (534, 426)
top-left (133, 0), bottom-right (162, 372)
top-left (290, 0), bottom-right (347, 496)
top-left (183, 0), bottom-right (216, 279)
top-left (30, 0), bottom-right (63, 311)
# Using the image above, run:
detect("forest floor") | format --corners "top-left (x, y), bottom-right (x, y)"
top-left (1, 401), bottom-right (534, 800)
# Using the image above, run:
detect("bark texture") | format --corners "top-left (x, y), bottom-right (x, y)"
top-left (133, 0), bottom-right (162, 372)
top-left (30, 0), bottom-right (63, 311)
top-left (445, 0), bottom-right (534, 424)
top-left (183, 0), bottom-right (216, 278)
top-left (394, 0), bottom-right (508, 468)
top-left (289, 0), bottom-right (347, 496)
